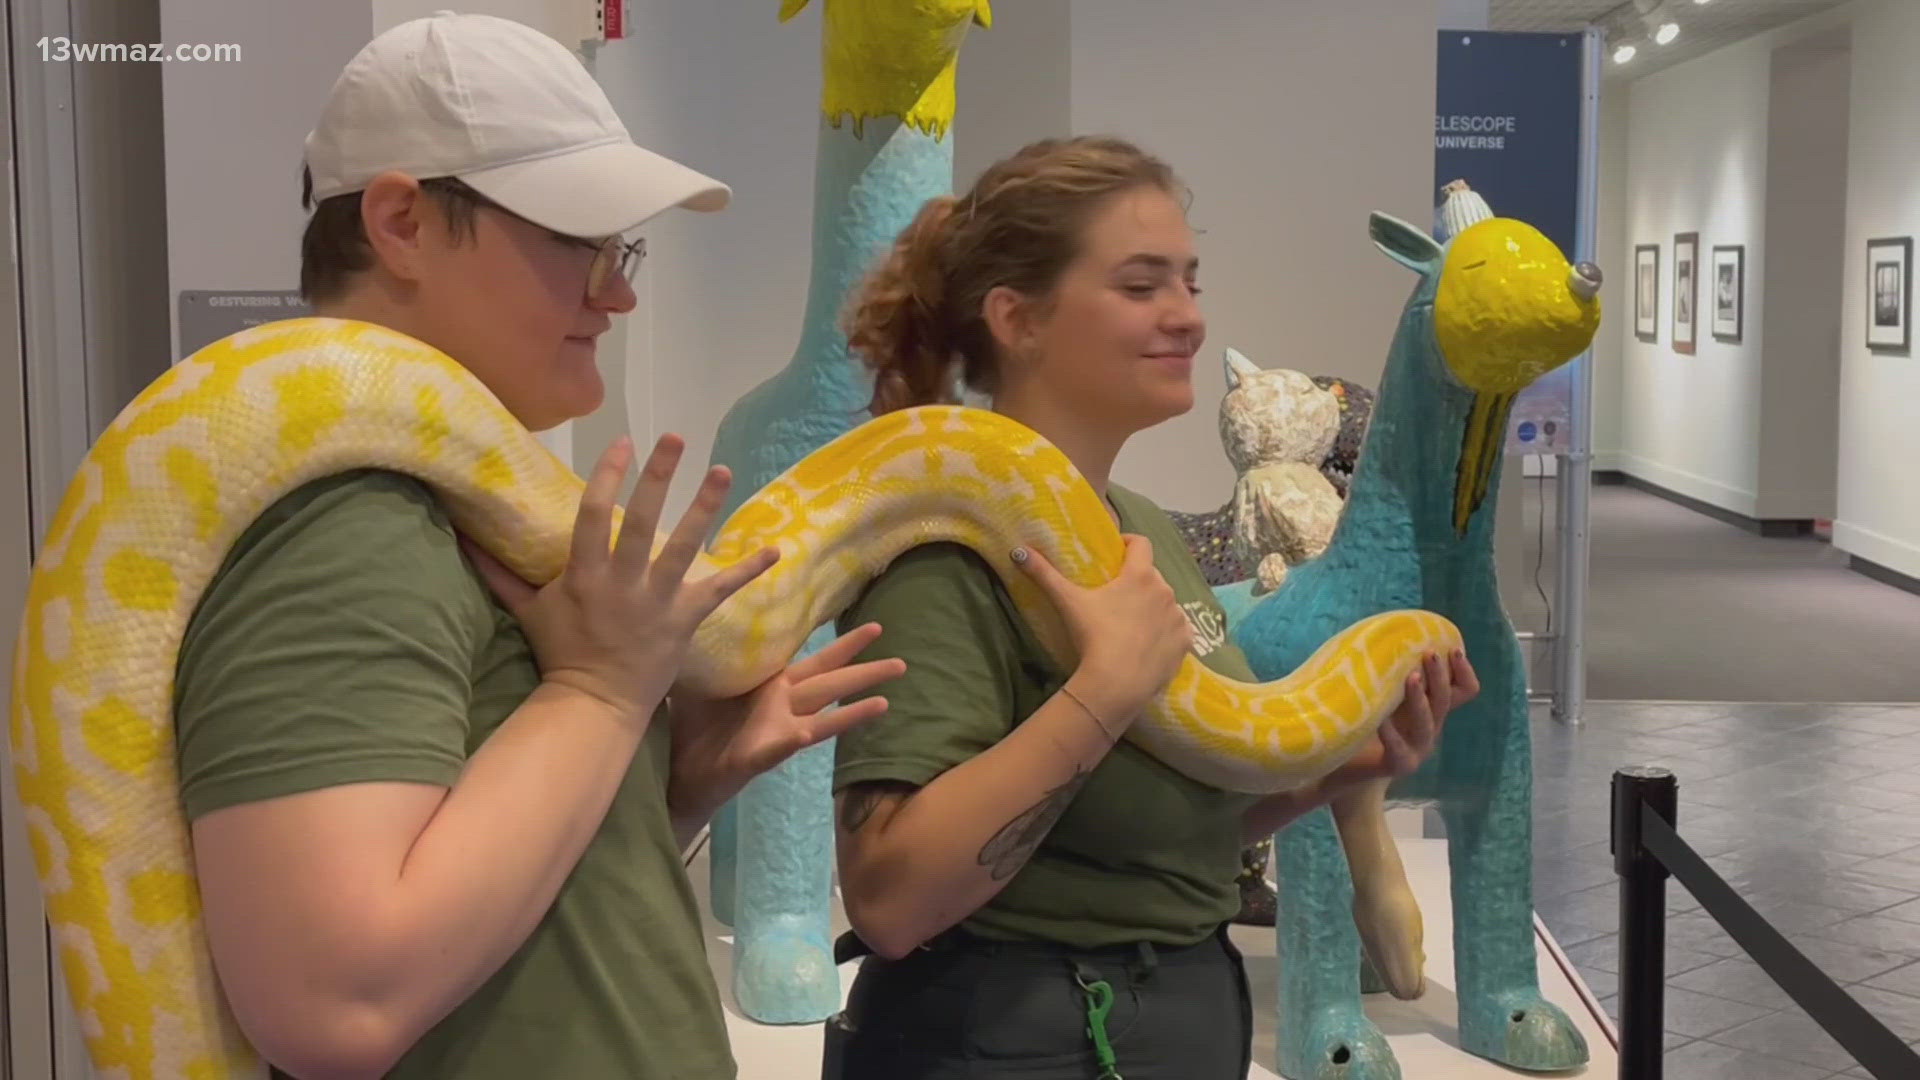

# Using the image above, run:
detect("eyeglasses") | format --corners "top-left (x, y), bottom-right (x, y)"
top-left (425, 177), bottom-right (648, 302)
top-left (583, 234), bottom-right (646, 301)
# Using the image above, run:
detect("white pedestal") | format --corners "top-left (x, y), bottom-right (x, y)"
top-left (690, 833), bottom-right (1618, 1079)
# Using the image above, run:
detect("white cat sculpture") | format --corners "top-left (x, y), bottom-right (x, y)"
top-left (1219, 347), bottom-right (1347, 593)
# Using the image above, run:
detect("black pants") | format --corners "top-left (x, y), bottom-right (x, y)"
top-left (831, 924), bottom-right (1252, 1079)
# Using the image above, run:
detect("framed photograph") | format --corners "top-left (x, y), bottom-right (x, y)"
top-left (1635, 244), bottom-right (1659, 343)
top-left (1711, 245), bottom-right (1744, 343)
top-left (1867, 236), bottom-right (1911, 352)
top-left (1672, 232), bottom-right (1698, 355)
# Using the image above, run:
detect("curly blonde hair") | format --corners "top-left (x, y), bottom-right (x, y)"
top-left (845, 136), bottom-right (1184, 415)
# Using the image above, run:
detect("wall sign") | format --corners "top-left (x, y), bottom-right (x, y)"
top-left (1435, 30), bottom-right (1585, 453)
top-left (176, 289), bottom-right (311, 360)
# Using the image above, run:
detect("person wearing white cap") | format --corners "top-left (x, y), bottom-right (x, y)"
top-left (172, 11), bottom-right (904, 1079)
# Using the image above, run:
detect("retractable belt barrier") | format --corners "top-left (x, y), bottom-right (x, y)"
top-left (1612, 767), bottom-right (1920, 1079)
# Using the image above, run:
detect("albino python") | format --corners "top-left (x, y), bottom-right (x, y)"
top-left (8, 315), bottom-right (1460, 1078)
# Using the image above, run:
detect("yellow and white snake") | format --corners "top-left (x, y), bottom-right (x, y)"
top-left (8, 315), bottom-right (1460, 1078)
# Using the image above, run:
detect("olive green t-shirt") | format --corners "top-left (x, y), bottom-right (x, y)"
top-left (172, 469), bottom-right (734, 1080)
top-left (832, 483), bottom-right (1263, 950)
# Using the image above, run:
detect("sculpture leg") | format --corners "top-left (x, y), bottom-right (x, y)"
top-left (709, 799), bottom-right (738, 927)
top-left (1440, 674), bottom-right (1588, 1071)
top-left (1275, 806), bottom-right (1401, 1080)
top-left (730, 622), bottom-right (842, 1024)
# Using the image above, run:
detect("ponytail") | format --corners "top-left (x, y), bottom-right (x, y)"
top-left (846, 195), bottom-right (965, 415)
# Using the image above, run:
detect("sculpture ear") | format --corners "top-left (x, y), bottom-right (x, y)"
top-left (1223, 347), bottom-right (1260, 390)
top-left (1369, 212), bottom-right (1444, 275)
top-left (779, 0), bottom-right (809, 22)
top-left (974, 0), bottom-right (993, 28)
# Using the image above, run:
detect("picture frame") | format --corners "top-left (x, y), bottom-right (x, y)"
top-left (1711, 244), bottom-right (1744, 343)
top-left (1867, 236), bottom-right (1911, 353)
top-left (1635, 244), bottom-right (1659, 343)
top-left (1672, 232), bottom-right (1698, 355)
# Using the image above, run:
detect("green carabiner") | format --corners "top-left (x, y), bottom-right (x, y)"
top-left (1075, 969), bottom-right (1124, 1080)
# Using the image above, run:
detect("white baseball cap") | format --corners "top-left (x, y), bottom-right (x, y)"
top-left (303, 10), bottom-right (729, 238)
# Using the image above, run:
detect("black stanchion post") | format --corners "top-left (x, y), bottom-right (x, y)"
top-left (1613, 766), bottom-right (1677, 1080)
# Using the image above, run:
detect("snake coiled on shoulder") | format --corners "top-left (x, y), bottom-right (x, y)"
top-left (8, 316), bottom-right (1460, 1078)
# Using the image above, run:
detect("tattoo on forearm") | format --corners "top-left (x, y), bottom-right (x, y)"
top-left (838, 782), bottom-right (912, 834)
top-left (976, 766), bottom-right (1090, 881)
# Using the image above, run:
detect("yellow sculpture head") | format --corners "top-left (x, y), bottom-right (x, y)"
top-left (1433, 217), bottom-right (1601, 395)
top-left (1368, 210), bottom-right (1602, 535)
top-left (779, 0), bottom-right (993, 140)
top-left (779, 0), bottom-right (992, 31)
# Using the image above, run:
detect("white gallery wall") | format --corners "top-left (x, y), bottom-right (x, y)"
top-left (1835, 0), bottom-right (1920, 580)
top-left (1605, 0), bottom-right (1920, 580)
top-left (157, 4), bottom-right (369, 341)
top-left (1617, 24), bottom-right (1779, 515)
top-left (1589, 90), bottom-right (1629, 468)
top-left (1611, 2), bottom-right (1858, 521)
top-left (1066, 0), bottom-right (1437, 507)
top-left (594, 0), bottom-right (1440, 516)
top-left (575, 0), bottom-right (836, 507)
top-left (1755, 26), bottom-right (1849, 523)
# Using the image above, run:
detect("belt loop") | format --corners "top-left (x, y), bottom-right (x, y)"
top-left (1131, 941), bottom-right (1158, 982)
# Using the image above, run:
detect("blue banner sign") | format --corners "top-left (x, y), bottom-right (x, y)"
top-left (1435, 30), bottom-right (1586, 454)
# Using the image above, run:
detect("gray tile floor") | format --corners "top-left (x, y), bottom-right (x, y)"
top-left (1530, 699), bottom-right (1920, 1078)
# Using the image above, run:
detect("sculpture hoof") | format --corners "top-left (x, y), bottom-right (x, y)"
top-left (731, 920), bottom-right (841, 1025)
top-left (1459, 992), bottom-right (1589, 1072)
top-left (1279, 1008), bottom-right (1400, 1080)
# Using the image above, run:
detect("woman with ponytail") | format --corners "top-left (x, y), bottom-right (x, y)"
top-left (827, 136), bottom-right (1478, 1077)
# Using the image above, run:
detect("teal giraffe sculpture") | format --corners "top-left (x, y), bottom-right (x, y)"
top-left (702, 0), bottom-right (991, 1025)
top-left (1230, 198), bottom-right (1602, 1078)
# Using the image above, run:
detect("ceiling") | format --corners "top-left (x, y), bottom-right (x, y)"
top-left (1488, 0), bottom-right (1855, 79)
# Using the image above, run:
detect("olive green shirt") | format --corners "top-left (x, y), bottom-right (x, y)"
top-left (173, 469), bottom-right (734, 1079)
top-left (832, 483), bottom-right (1263, 949)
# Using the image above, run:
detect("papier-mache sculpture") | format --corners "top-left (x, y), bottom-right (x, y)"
top-left (699, 0), bottom-right (992, 1024)
top-left (1172, 352), bottom-right (1360, 925)
top-left (1231, 183), bottom-right (1601, 1079)
top-left (1219, 350), bottom-right (1346, 595)
top-left (1170, 364), bottom-right (1373, 592)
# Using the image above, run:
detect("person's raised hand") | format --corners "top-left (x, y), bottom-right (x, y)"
top-left (461, 433), bottom-right (779, 726)
top-left (666, 622), bottom-right (908, 821)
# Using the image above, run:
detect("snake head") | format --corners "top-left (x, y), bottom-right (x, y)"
top-left (780, 0), bottom-right (992, 140)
